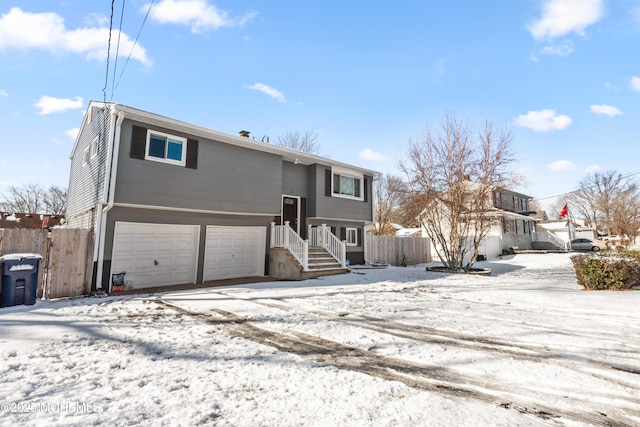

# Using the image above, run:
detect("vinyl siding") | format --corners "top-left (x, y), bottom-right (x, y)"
top-left (66, 105), bottom-right (112, 229)
top-left (114, 120), bottom-right (282, 215)
top-left (308, 165), bottom-right (373, 221)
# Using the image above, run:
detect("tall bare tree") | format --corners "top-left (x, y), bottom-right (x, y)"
top-left (43, 185), bottom-right (68, 215)
top-left (0, 183), bottom-right (67, 215)
top-left (566, 171), bottom-right (637, 235)
top-left (399, 115), bottom-right (518, 270)
top-left (372, 174), bottom-right (405, 235)
top-left (275, 130), bottom-right (322, 155)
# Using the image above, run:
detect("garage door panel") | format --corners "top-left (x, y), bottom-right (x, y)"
top-left (203, 226), bottom-right (266, 281)
top-left (111, 222), bottom-right (199, 290)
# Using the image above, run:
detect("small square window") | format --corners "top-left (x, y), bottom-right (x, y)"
top-left (145, 131), bottom-right (186, 166)
top-left (346, 227), bottom-right (358, 246)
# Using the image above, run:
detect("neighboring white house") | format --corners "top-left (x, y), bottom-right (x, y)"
top-left (420, 184), bottom-right (537, 261)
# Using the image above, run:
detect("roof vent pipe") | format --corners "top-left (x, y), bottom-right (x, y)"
top-left (239, 130), bottom-right (250, 138)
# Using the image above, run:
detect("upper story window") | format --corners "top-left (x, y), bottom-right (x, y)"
top-left (332, 167), bottom-right (364, 200)
top-left (146, 130), bottom-right (187, 166)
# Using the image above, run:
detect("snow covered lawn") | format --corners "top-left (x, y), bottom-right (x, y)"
top-left (1, 253), bottom-right (639, 426)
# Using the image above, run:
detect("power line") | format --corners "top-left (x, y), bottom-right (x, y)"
top-left (113, 0), bottom-right (155, 96)
top-left (110, 0), bottom-right (126, 101)
top-left (532, 170), bottom-right (640, 202)
top-left (103, 0), bottom-right (115, 104)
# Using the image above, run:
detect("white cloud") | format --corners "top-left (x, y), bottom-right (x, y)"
top-left (547, 160), bottom-right (577, 172)
top-left (585, 164), bottom-right (600, 173)
top-left (0, 7), bottom-right (150, 65)
top-left (589, 104), bottom-right (622, 117)
top-left (535, 41), bottom-right (574, 58)
top-left (630, 76), bottom-right (640, 91)
top-left (0, 89), bottom-right (7, 97)
top-left (147, 0), bottom-right (256, 33)
top-left (34, 96), bottom-right (83, 115)
top-left (358, 149), bottom-right (385, 162)
top-left (514, 109), bottom-right (572, 132)
top-left (246, 83), bottom-right (285, 102)
top-left (528, 0), bottom-right (604, 40)
top-left (66, 128), bottom-right (80, 139)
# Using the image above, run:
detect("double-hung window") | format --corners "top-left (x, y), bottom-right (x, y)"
top-left (146, 130), bottom-right (187, 166)
top-left (346, 227), bottom-right (358, 246)
top-left (332, 168), bottom-right (363, 200)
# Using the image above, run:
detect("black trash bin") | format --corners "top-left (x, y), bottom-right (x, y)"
top-left (0, 253), bottom-right (43, 308)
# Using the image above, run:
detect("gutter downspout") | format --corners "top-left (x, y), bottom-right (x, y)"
top-left (95, 110), bottom-right (125, 290)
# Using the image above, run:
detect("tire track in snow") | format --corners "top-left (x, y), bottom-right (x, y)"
top-left (155, 299), bottom-right (639, 427)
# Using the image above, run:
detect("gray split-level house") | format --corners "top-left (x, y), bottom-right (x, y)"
top-left (66, 102), bottom-right (380, 292)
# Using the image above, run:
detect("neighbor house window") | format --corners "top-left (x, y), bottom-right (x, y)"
top-left (83, 146), bottom-right (91, 165)
top-left (332, 168), bottom-right (363, 200)
top-left (145, 130), bottom-right (187, 166)
top-left (346, 227), bottom-right (358, 246)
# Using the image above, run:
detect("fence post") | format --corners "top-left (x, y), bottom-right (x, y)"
top-left (270, 222), bottom-right (276, 247)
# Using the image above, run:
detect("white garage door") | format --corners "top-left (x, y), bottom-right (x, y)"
top-left (203, 226), bottom-right (266, 281)
top-left (111, 222), bottom-right (199, 290)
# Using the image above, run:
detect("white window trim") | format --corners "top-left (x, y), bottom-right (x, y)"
top-left (90, 137), bottom-right (99, 159)
top-left (145, 129), bottom-right (187, 167)
top-left (331, 167), bottom-right (364, 201)
top-left (346, 227), bottom-right (358, 246)
top-left (83, 146), bottom-right (91, 166)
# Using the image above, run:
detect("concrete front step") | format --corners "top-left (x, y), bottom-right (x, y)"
top-left (269, 247), bottom-right (348, 280)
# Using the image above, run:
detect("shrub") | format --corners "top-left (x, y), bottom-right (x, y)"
top-left (571, 251), bottom-right (640, 290)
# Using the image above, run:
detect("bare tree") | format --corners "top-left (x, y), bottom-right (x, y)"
top-left (1, 183), bottom-right (67, 215)
top-left (372, 174), bottom-right (405, 235)
top-left (399, 115), bottom-right (518, 271)
top-left (275, 130), bottom-right (322, 155)
top-left (611, 193), bottom-right (640, 246)
top-left (396, 192), bottom-right (431, 228)
top-left (43, 185), bottom-right (68, 215)
top-left (1, 183), bottom-right (44, 213)
top-left (567, 171), bottom-right (637, 235)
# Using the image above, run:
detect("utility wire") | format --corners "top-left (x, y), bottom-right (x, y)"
top-left (110, 0), bottom-right (126, 101)
top-left (532, 170), bottom-right (640, 202)
top-left (113, 0), bottom-right (155, 95)
top-left (103, 0), bottom-right (115, 104)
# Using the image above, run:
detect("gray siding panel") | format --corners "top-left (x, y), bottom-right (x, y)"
top-left (114, 121), bottom-right (282, 214)
top-left (282, 161), bottom-right (308, 197)
top-left (310, 165), bottom-right (373, 221)
top-left (66, 105), bottom-right (111, 229)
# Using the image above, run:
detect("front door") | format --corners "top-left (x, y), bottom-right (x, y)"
top-left (282, 196), bottom-right (299, 234)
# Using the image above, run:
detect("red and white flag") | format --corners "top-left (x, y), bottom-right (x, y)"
top-left (559, 204), bottom-right (568, 218)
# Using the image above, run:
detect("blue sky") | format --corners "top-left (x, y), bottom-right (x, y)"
top-left (1, 0), bottom-right (639, 211)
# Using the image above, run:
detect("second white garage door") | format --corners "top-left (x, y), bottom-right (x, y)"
top-left (203, 226), bottom-right (266, 281)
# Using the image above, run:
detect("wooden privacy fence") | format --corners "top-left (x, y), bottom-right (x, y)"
top-left (366, 235), bottom-right (432, 266)
top-left (0, 228), bottom-right (93, 300)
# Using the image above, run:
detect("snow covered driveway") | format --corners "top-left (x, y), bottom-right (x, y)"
top-left (1, 253), bottom-right (639, 426)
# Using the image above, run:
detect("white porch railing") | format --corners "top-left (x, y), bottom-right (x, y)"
top-left (270, 222), bottom-right (346, 270)
top-left (271, 221), bottom-right (308, 269)
top-left (308, 224), bottom-right (346, 268)
top-left (532, 231), bottom-right (569, 250)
